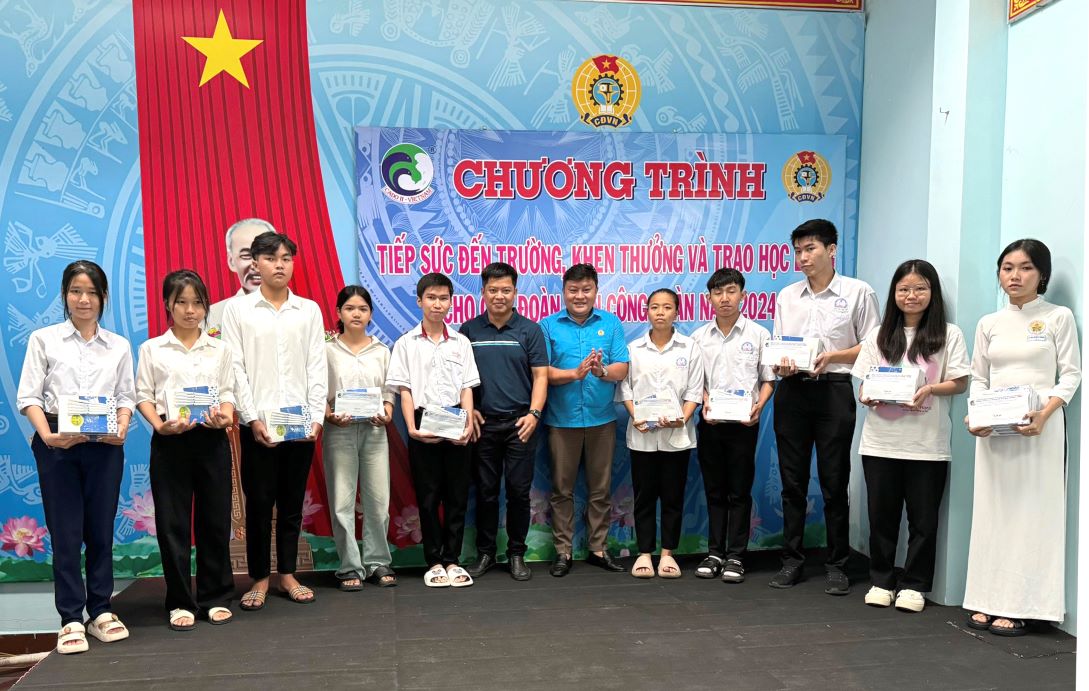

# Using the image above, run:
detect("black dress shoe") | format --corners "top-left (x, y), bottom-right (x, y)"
top-left (585, 551), bottom-right (624, 572)
top-left (509, 555), bottom-right (532, 581)
top-left (550, 554), bottom-right (572, 577)
top-left (466, 554), bottom-right (496, 578)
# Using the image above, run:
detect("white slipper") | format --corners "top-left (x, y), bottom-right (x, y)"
top-left (87, 612), bottom-right (129, 643)
top-left (56, 622), bottom-right (88, 654)
top-left (168, 608), bottom-right (196, 632)
top-left (424, 565), bottom-right (450, 588)
top-left (447, 565), bottom-right (474, 588)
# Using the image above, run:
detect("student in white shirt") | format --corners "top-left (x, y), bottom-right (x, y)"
top-left (323, 285), bottom-right (397, 591)
top-left (618, 289), bottom-right (704, 579)
top-left (769, 219), bottom-right (880, 595)
top-left (221, 232), bottom-right (327, 610)
top-left (136, 270), bottom-right (238, 630)
top-left (386, 273), bottom-right (479, 588)
top-left (16, 260), bottom-right (134, 654)
top-left (963, 240), bottom-right (1081, 636)
top-left (691, 268), bottom-right (774, 584)
top-left (852, 260), bottom-right (969, 613)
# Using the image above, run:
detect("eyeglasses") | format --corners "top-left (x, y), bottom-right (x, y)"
top-left (895, 286), bottom-right (931, 297)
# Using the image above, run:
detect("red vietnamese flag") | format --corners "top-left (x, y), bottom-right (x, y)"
top-left (133, 0), bottom-right (343, 333)
top-left (133, 0), bottom-right (338, 538)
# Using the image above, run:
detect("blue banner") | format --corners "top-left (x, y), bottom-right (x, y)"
top-left (357, 126), bottom-right (846, 560)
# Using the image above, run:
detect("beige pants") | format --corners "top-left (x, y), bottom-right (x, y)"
top-left (548, 422), bottom-right (615, 554)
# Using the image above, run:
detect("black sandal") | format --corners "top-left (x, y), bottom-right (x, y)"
top-left (695, 555), bottom-right (724, 579)
top-left (365, 565), bottom-right (398, 587)
top-left (338, 577), bottom-right (363, 592)
top-left (965, 612), bottom-right (994, 630)
top-left (989, 618), bottom-right (1028, 637)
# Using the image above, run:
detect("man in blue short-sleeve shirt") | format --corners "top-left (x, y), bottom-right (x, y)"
top-left (540, 263), bottom-right (629, 577)
top-left (460, 263), bottom-right (548, 582)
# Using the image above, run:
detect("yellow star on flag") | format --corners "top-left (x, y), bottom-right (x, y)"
top-left (182, 10), bottom-right (263, 88)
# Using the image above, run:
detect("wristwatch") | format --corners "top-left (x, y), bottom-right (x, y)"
top-left (529, 409), bottom-right (542, 419)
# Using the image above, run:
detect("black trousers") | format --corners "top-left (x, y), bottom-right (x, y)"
top-left (32, 429), bottom-right (123, 626)
top-left (697, 420), bottom-right (759, 560)
top-left (150, 425), bottom-right (233, 612)
top-left (239, 425), bottom-right (314, 579)
top-left (409, 410), bottom-right (471, 567)
top-left (473, 415), bottom-right (536, 558)
top-left (630, 449), bottom-right (689, 553)
top-left (773, 377), bottom-right (855, 571)
top-left (862, 455), bottom-right (948, 592)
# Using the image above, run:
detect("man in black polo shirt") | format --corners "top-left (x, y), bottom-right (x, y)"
top-left (461, 262), bottom-right (548, 581)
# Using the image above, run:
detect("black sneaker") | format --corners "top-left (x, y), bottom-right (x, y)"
top-left (825, 570), bottom-right (850, 596)
top-left (768, 564), bottom-right (804, 589)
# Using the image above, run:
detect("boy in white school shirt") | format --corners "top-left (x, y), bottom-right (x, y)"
top-left (386, 272), bottom-right (480, 588)
top-left (691, 268), bottom-right (774, 584)
top-left (768, 219), bottom-right (879, 596)
top-left (221, 231), bottom-right (327, 610)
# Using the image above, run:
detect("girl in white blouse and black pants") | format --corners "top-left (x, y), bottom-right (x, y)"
top-left (619, 289), bottom-right (705, 579)
top-left (16, 261), bottom-right (135, 654)
top-left (136, 270), bottom-right (237, 630)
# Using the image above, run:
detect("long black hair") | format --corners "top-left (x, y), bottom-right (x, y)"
top-left (335, 285), bottom-right (373, 333)
top-left (876, 259), bottom-right (947, 365)
top-left (61, 260), bottom-right (109, 320)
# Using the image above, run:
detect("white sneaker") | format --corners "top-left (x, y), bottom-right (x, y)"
top-left (864, 586), bottom-right (894, 607)
top-left (895, 589), bottom-right (925, 613)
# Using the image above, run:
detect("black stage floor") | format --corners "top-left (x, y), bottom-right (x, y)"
top-left (15, 553), bottom-right (1075, 690)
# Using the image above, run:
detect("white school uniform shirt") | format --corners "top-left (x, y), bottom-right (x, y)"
top-left (220, 289), bottom-right (327, 425)
top-left (617, 331), bottom-right (705, 451)
top-left (852, 324), bottom-right (970, 461)
top-left (385, 324), bottom-right (480, 408)
top-left (326, 336), bottom-right (396, 406)
top-left (135, 329), bottom-right (237, 416)
top-left (691, 317), bottom-right (774, 405)
top-left (773, 273), bottom-right (880, 374)
top-left (16, 320), bottom-right (136, 415)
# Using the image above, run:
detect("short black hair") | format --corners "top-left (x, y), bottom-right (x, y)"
top-left (647, 287), bottom-right (679, 308)
top-left (162, 269), bottom-right (211, 319)
top-left (998, 238), bottom-right (1052, 295)
top-left (790, 219), bottom-right (838, 247)
top-left (706, 267), bottom-right (746, 292)
top-left (563, 263), bottom-right (598, 286)
top-left (335, 285), bottom-right (373, 333)
top-left (61, 260), bottom-right (109, 319)
top-left (481, 262), bottom-right (518, 287)
top-left (416, 272), bottom-right (453, 299)
top-left (250, 231), bottom-right (298, 259)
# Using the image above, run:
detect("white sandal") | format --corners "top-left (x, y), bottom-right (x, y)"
top-left (168, 608), bottom-right (196, 632)
top-left (447, 565), bottom-right (474, 588)
top-left (56, 622), bottom-right (88, 654)
top-left (424, 565), bottom-right (450, 588)
top-left (87, 612), bottom-right (129, 643)
top-left (207, 606), bottom-right (233, 625)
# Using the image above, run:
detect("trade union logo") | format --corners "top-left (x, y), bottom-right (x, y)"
top-left (381, 143), bottom-right (435, 204)
top-left (782, 150), bottom-right (831, 202)
top-left (572, 55), bottom-right (641, 128)
top-left (1028, 320), bottom-right (1047, 336)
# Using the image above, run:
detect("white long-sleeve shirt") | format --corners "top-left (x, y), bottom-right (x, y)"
top-left (16, 320), bottom-right (136, 414)
top-left (773, 273), bottom-right (880, 374)
top-left (221, 289), bottom-right (327, 425)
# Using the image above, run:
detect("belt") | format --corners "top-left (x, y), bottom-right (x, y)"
top-left (485, 410), bottom-right (528, 422)
top-left (44, 413), bottom-right (59, 424)
top-left (796, 373), bottom-right (852, 383)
